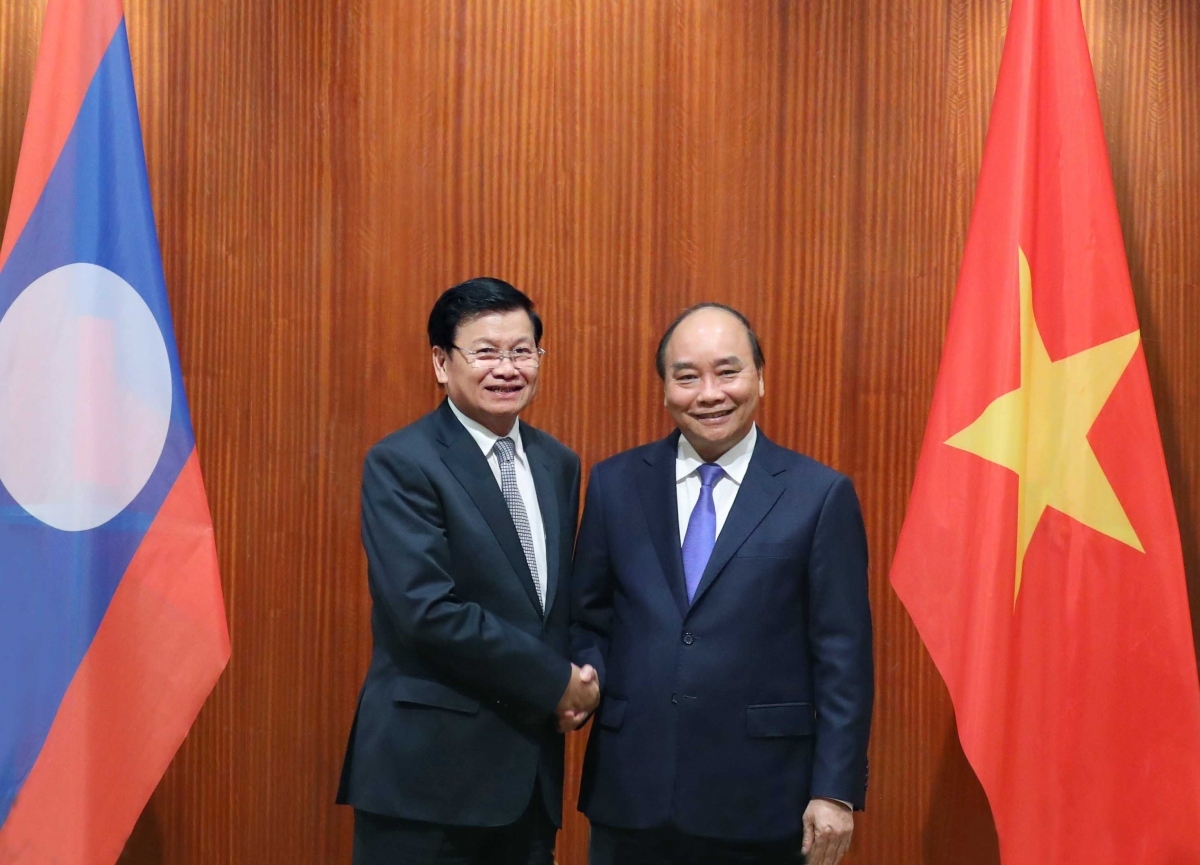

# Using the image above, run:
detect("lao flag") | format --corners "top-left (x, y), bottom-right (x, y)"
top-left (0, 1), bottom-right (230, 862)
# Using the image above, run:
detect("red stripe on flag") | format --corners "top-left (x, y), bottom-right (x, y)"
top-left (0, 0), bottom-right (124, 272)
top-left (0, 452), bottom-right (229, 865)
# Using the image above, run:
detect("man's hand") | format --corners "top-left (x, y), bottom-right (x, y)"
top-left (801, 798), bottom-right (854, 865)
top-left (555, 663), bottom-right (599, 732)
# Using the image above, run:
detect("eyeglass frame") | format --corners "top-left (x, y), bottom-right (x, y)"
top-left (450, 345), bottom-right (547, 369)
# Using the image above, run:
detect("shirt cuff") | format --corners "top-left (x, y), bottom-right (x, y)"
top-left (815, 797), bottom-right (853, 811)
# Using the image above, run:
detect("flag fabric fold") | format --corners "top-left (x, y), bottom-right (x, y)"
top-left (890, 0), bottom-right (1200, 861)
top-left (0, 2), bottom-right (229, 863)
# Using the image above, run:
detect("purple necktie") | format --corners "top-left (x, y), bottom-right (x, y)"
top-left (682, 463), bottom-right (723, 603)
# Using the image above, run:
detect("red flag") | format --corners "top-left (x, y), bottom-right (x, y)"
top-left (890, 0), bottom-right (1200, 861)
top-left (0, 2), bottom-right (229, 862)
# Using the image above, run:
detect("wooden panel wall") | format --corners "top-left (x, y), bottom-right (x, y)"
top-left (0, 1), bottom-right (1195, 863)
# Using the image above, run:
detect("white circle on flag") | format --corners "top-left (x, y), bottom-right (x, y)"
top-left (0, 263), bottom-right (173, 532)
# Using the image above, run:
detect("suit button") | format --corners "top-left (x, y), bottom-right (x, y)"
top-left (682, 632), bottom-right (694, 645)
top-left (671, 693), bottom-right (679, 705)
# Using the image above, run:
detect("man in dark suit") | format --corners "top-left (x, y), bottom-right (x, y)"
top-left (338, 277), bottom-right (599, 865)
top-left (571, 303), bottom-right (873, 865)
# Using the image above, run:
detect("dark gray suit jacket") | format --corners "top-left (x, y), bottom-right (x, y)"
top-left (338, 399), bottom-right (581, 827)
top-left (572, 430), bottom-right (873, 841)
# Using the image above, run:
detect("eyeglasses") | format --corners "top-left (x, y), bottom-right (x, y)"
top-left (452, 346), bottom-right (546, 369)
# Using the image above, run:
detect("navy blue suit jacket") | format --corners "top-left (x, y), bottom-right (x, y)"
top-left (338, 400), bottom-right (581, 827)
top-left (571, 430), bottom-right (872, 841)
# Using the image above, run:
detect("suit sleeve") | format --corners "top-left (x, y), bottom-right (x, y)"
top-left (361, 444), bottom-right (572, 715)
top-left (570, 463), bottom-right (612, 690)
top-left (807, 474), bottom-right (874, 809)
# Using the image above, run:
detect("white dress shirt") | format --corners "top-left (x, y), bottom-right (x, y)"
top-left (447, 399), bottom-right (547, 606)
top-left (675, 424), bottom-right (758, 544)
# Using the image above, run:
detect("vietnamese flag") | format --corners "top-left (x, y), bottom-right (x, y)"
top-left (889, 0), bottom-right (1200, 861)
top-left (0, 1), bottom-right (229, 863)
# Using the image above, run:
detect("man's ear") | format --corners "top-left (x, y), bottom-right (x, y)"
top-left (758, 373), bottom-right (765, 398)
top-left (432, 347), bottom-right (450, 384)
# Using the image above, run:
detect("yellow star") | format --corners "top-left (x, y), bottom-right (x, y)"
top-left (945, 247), bottom-right (1143, 603)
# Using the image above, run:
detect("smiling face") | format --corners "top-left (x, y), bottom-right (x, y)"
top-left (661, 307), bottom-right (764, 462)
top-left (432, 308), bottom-right (540, 436)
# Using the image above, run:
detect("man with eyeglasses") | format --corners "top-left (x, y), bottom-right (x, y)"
top-left (338, 277), bottom-right (598, 865)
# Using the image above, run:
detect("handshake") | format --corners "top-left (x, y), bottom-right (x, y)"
top-left (555, 662), bottom-right (600, 733)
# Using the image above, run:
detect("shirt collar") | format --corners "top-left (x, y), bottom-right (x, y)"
top-left (446, 398), bottom-right (526, 464)
top-left (676, 423), bottom-right (757, 484)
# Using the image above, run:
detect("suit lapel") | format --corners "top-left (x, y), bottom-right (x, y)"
top-left (435, 402), bottom-right (543, 615)
top-left (687, 435), bottom-right (787, 612)
top-left (637, 433), bottom-right (689, 617)
top-left (526, 432), bottom-right (561, 614)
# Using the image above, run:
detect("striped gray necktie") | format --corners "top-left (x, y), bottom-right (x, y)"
top-left (493, 436), bottom-right (542, 611)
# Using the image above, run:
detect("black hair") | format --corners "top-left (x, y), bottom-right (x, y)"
top-left (427, 277), bottom-right (543, 350)
top-left (655, 302), bottom-right (765, 379)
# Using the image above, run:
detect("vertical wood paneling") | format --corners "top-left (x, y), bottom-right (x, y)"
top-left (0, 1), bottom-right (1195, 863)
top-left (841, 0), bottom-right (1010, 860)
top-left (0, 3), bottom-right (42, 245)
